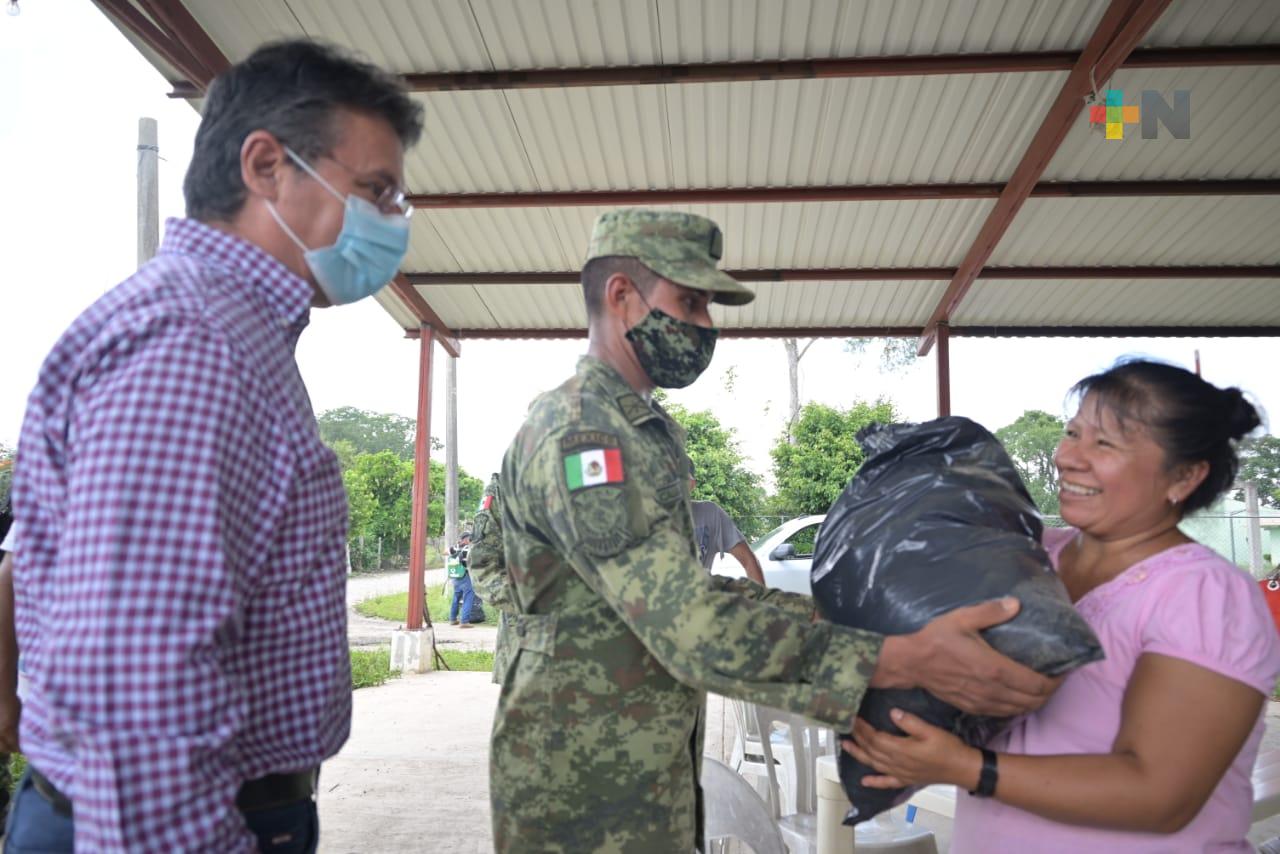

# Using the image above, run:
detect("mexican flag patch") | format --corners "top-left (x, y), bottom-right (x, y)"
top-left (564, 448), bottom-right (624, 491)
top-left (480, 494), bottom-right (493, 511)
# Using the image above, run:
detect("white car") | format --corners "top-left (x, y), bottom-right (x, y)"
top-left (710, 515), bottom-right (826, 595)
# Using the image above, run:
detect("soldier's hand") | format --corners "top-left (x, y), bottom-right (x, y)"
top-left (870, 597), bottom-right (1059, 717)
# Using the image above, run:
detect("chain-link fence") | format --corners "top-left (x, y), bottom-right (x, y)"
top-left (1045, 515), bottom-right (1275, 578)
top-left (746, 511), bottom-right (1278, 580)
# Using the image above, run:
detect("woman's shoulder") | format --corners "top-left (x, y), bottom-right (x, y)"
top-left (1137, 541), bottom-right (1280, 692)
top-left (1144, 540), bottom-right (1255, 589)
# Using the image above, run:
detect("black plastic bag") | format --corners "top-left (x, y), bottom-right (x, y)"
top-left (810, 416), bottom-right (1104, 825)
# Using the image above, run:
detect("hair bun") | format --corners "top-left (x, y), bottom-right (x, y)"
top-left (1223, 388), bottom-right (1262, 440)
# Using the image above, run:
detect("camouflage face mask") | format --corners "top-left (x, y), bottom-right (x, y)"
top-left (625, 306), bottom-right (719, 389)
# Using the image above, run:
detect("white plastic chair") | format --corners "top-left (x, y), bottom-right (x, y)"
top-left (1252, 748), bottom-right (1280, 822)
top-left (728, 698), bottom-right (773, 792)
top-left (755, 705), bottom-right (827, 854)
top-left (907, 784), bottom-right (957, 820)
top-left (702, 756), bottom-right (788, 854)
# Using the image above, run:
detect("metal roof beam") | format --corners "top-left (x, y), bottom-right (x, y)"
top-left (405, 179), bottom-right (1280, 209)
top-left (135, 0), bottom-right (230, 85)
top-left (403, 266), bottom-right (1280, 286)
top-left (404, 325), bottom-right (1280, 341)
top-left (167, 44), bottom-right (1280, 98)
top-left (95, 0), bottom-right (229, 92)
top-left (917, 0), bottom-right (1175, 356)
top-left (389, 275), bottom-right (460, 357)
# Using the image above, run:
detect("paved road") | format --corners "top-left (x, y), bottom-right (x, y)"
top-left (346, 569), bottom-right (496, 652)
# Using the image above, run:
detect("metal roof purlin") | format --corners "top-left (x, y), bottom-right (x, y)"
top-left (916, 0), bottom-right (1176, 357)
top-left (404, 266), bottom-right (1280, 286)
top-left (158, 44), bottom-right (1280, 98)
top-left (404, 179), bottom-right (1280, 209)
top-left (403, 325), bottom-right (1280, 341)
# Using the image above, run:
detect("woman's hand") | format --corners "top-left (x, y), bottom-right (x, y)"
top-left (844, 708), bottom-right (982, 790)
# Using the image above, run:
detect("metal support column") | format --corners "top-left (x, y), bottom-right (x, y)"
top-left (407, 325), bottom-right (435, 630)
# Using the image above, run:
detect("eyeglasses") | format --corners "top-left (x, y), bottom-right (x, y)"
top-left (319, 154), bottom-right (414, 219)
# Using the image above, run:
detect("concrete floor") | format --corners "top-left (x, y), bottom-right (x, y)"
top-left (318, 671), bottom-right (498, 854)
top-left (332, 578), bottom-right (1280, 852)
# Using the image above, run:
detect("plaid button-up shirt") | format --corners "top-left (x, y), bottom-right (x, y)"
top-left (12, 218), bottom-right (351, 851)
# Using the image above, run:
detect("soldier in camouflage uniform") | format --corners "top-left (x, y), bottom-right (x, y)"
top-left (467, 474), bottom-right (515, 684)
top-left (490, 209), bottom-right (1056, 852)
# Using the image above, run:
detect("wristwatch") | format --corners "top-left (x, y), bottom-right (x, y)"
top-left (968, 748), bottom-right (998, 797)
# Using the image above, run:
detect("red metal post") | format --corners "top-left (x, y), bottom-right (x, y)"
top-left (406, 325), bottom-right (435, 630)
top-left (936, 322), bottom-right (952, 418)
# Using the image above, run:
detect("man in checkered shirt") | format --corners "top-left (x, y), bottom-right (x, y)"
top-left (7, 41), bottom-right (422, 851)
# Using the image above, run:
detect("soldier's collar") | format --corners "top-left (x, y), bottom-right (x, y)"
top-left (576, 356), bottom-right (664, 426)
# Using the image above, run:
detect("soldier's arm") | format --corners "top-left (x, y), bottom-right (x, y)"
top-left (707, 575), bottom-right (816, 620)
top-left (526, 433), bottom-right (882, 729)
top-left (467, 478), bottom-right (515, 612)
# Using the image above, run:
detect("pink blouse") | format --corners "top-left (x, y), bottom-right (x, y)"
top-left (952, 527), bottom-right (1280, 853)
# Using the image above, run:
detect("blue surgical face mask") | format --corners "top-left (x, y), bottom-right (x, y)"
top-left (266, 147), bottom-right (410, 306)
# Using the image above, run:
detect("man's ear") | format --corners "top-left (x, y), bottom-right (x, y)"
top-left (602, 272), bottom-right (636, 318)
top-left (240, 130), bottom-right (288, 202)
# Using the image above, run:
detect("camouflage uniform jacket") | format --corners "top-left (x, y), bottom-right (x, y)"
top-left (467, 474), bottom-right (516, 684)
top-left (490, 356), bottom-right (884, 852)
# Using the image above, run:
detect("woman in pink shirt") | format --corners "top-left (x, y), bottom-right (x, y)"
top-left (848, 359), bottom-right (1280, 853)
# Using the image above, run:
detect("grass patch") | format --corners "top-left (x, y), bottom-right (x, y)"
top-left (350, 648), bottom-right (400, 691)
top-left (440, 649), bottom-right (495, 672)
top-left (7, 753), bottom-right (24, 793)
top-left (356, 585), bottom-right (452, 624)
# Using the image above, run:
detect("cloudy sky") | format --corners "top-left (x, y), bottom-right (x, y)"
top-left (2, 0), bottom-right (1276, 490)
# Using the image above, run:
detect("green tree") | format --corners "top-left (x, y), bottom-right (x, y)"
top-left (317, 407), bottom-right (440, 460)
top-left (770, 400), bottom-right (898, 516)
top-left (664, 401), bottom-right (768, 539)
top-left (0, 442), bottom-right (13, 515)
top-left (328, 438), bottom-right (360, 476)
top-left (346, 451), bottom-right (416, 565)
top-left (429, 460), bottom-right (484, 539)
top-left (1237, 435), bottom-right (1280, 508)
top-left (843, 338), bottom-right (918, 372)
top-left (995, 410), bottom-right (1065, 515)
top-left (342, 450), bottom-right (486, 569)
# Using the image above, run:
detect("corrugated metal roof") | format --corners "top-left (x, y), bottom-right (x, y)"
top-left (415, 283), bottom-right (587, 329)
top-left (405, 199), bottom-right (994, 273)
top-left (401, 70), bottom-right (1065, 194)
top-left (1045, 65), bottom-right (1280, 181)
top-left (373, 287), bottom-right (419, 329)
top-left (990, 196), bottom-right (1280, 267)
top-left (414, 278), bottom-right (951, 330)
top-left (954, 277), bottom-right (1280, 326)
top-left (103, 0), bottom-right (1280, 336)
top-left (715, 279), bottom-right (948, 328)
top-left (178, 0), bottom-right (1280, 75)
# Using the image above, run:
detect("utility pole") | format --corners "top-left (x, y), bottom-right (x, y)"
top-left (445, 355), bottom-right (459, 549)
top-left (1246, 482), bottom-right (1265, 577)
top-left (137, 118), bottom-right (159, 266)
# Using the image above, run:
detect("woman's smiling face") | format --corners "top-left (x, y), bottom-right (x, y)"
top-left (1054, 393), bottom-right (1190, 540)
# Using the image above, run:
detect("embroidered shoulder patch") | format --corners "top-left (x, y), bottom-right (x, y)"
top-left (560, 431), bottom-right (625, 492)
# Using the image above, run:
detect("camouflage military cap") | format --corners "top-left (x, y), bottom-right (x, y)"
top-left (586, 209), bottom-right (755, 306)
